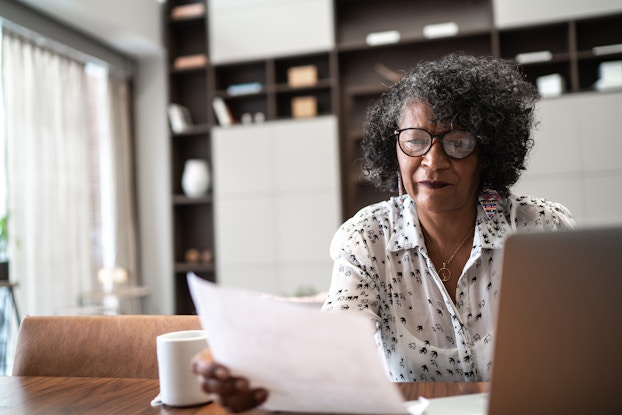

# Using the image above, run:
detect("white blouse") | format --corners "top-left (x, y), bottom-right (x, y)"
top-left (322, 193), bottom-right (575, 382)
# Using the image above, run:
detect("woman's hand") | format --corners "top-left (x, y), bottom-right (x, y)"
top-left (192, 349), bottom-right (269, 413)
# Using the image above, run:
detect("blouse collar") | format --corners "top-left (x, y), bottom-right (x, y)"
top-left (387, 190), bottom-right (512, 253)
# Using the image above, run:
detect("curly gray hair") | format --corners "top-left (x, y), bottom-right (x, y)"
top-left (362, 53), bottom-right (539, 197)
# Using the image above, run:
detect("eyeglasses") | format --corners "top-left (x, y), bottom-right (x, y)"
top-left (395, 128), bottom-right (477, 159)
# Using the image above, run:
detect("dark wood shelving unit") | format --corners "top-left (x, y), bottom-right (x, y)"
top-left (497, 13), bottom-right (622, 93)
top-left (164, 0), bottom-right (622, 313)
top-left (166, 0), bottom-right (215, 315)
top-left (211, 52), bottom-right (336, 122)
top-left (575, 13), bottom-right (622, 91)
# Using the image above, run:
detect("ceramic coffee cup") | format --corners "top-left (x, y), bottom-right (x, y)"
top-left (156, 330), bottom-right (211, 407)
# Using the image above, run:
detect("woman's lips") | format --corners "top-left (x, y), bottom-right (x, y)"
top-left (419, 180), bottom-right (450, 189)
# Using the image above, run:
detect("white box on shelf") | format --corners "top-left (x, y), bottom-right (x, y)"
top-left (599, 60), bottom-right (622, 79)
top-left (595, 60), bottom-right (622, 91)
top-left (536, 73), bottom-right (564, 98)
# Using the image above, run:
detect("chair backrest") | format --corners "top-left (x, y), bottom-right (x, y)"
top-left (12, 314), bottom-right (202, 378)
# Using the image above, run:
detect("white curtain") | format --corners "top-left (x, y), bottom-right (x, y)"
top-left (1, 28), bottom-right (137, 316)
top-left (87, 65), bottom-right (138, 285)
top-left (106, 74), bottom-right (137, 284)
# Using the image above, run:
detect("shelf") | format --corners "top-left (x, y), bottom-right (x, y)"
top-left (273, 53), bottom-right (332, 84)
top-left (575, 13), bottom-right (622, 92)
top-left (273, 79), bottom-right (333, 93)
top-left (338, 34), bottom-right (493, 90)
top-left (167, 16), bottom-right (208, 62)
top-left (166, 0), bottom-right (215, 314)
top-left (575, 13), bottom-right (622, 53)
top-left (169, 14), bottom-right (205, 24)
top-left (174, 262), bottom-right (215, 274)
top-left (335, 0), bottom-right (492, 48)
top-left (170, 64), bottom-right (208, 74)
top-left (169, 67), bottom-right (209, 125)
top-left (499, 22), bottom-right (570, 61)
top-left (211, 52), bottom-right (336, 121)
top-left (172, 123), bottom-right (210, 137)
top-left (172, 194), bottom-right (213, 205)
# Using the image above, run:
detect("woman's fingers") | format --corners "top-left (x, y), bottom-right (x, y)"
top-left (203, 374), bottom-right (248, 394)
top-left (191, 350), bottom-right (269, 412)
top-left (219, 387), bottom-right (269, 413)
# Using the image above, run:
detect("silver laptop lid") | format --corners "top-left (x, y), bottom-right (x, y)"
top-left (488, 227), bottom-right (622, 415)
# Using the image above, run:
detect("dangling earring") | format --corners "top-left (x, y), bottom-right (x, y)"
top-left (397, 171), bottom-right (404, 210)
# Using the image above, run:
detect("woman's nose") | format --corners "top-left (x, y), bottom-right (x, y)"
top-left (421, 138), bottom-right (451, 169)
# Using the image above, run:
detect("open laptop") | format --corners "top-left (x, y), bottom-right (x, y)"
top-left (422, 226), bottom-right (622, 415)
top-left (485, 226), bottom-right (622, 414)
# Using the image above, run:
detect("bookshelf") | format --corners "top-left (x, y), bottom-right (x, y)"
top-left (164, 0), bottom-right (622, 310)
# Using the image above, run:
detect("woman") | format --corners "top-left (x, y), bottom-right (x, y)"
top-left (192, 53), bottom-right (575, 411)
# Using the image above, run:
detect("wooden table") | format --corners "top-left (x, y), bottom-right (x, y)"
top-left (0, 376), bottom-right (488, 415)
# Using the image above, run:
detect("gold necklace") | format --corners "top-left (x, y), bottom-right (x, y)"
top-left (422, 227), bottom-right (473, 282)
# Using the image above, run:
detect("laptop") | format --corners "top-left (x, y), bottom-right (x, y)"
top-left (422, 226), bottom-right (622, 415)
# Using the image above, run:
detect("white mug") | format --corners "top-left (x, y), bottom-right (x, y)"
top-left (156, 330), bottom-right (211, 407)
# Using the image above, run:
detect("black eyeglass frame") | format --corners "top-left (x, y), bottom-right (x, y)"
top-left (394, 127), bottom-right (478, 160)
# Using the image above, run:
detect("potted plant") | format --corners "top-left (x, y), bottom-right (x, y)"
top-left (0, 213), bottom-right (8, 280)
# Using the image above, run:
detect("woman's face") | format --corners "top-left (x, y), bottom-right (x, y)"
top-left (397, 101), bottom-right (481, 218)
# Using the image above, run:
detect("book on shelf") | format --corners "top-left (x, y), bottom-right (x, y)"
top-left (168, 103), bottom-right (193, 133)
top-left (226, 82), bottom-right (263, 96)
top-left (173, 54), bottom-right (208, 70)
top-left (212, 97), bottom-right (233, 126)
top-left (171, 3), bottom-right (205, 20)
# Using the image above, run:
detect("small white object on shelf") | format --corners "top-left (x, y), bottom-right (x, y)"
top-left (515, 50), bottom-right (553, 64)
top-left (592, 43), bottom-right (622, 56)
top-left (536, 73), bottom-right (564, 98)
top-left (182, 159), bottom-right (210, 198)
top-left (422, 22), bottom-right (459, 39)
top-left (365, 30), bottom-right (401, 46)
top-left (240, 113), bottom-right (253, 124)
top-left (254, 112), bottom-right (265, 123)
top-left (168, 104), bottom-right (193, 133)
top-left (595, 60), bottom-right (622, 91)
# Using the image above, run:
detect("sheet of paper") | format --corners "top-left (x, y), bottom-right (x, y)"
top-left (187, 273), bottom-right (407, 414)
top-left (411, 393), bottom-right (488, 415)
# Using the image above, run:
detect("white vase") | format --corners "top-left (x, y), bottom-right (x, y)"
top-left (181, 159), bottom-right (210, 198)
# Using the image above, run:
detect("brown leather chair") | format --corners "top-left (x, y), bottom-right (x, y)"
top-left (12, 315), bottom-right (202, 378)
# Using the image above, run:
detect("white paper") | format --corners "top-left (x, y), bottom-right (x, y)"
top-left (417, 393), bottom-right (488, 415)
top-left (187, 273), bottom-right (407, 414)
